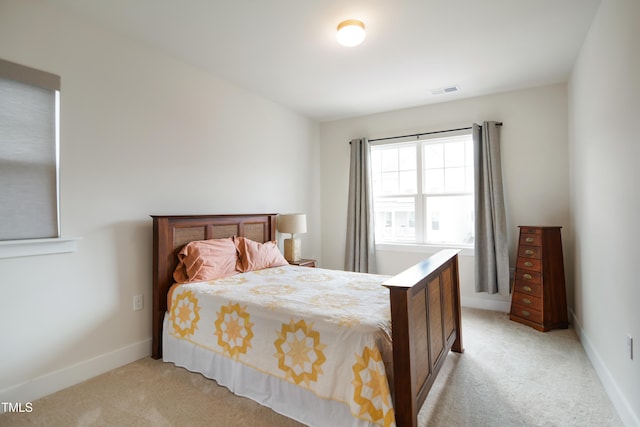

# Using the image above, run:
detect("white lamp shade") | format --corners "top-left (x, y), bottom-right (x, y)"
top-left (336, 19), bottom-right (366, 47)
top-left (277, 214), bottom-right (307, 234)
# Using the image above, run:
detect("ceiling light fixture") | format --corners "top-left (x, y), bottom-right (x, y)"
top-left (336, 19), bottom-right (366, 47)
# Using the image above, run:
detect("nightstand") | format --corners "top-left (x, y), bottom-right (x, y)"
top-left (289, 259), bottom-right (316, 268)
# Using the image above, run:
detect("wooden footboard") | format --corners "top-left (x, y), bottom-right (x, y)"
top-left (384, 249), bottom-right (463, 427)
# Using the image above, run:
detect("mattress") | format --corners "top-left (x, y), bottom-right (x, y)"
top-left (163, 264), bottom-right (396, 427)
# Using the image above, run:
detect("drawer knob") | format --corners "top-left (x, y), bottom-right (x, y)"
top-left (522, 298), bottom-right (531, 304)
top-left (523, 285), bottom-right (532, 292)
top-left (523, 273), bottom-right (532, 280)
top-left (524, 261), bottom-right (533, 267)
top-left (525, 249), bottom-right (534, 255)
top-left (525, 237), bottom-right (534, 243)
top-left (521, 310), bottom-right (530, 317)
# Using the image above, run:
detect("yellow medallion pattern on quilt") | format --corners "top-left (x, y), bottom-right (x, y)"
top-left (297, 272), bottom-right (331, 283)
top-left (250, 284), bottom-right (296, 296)
top-left (274, 318), bottom-right (327, 387)
top-left (170, 290), bottom-right (201, 338)
top-left (310, 293), bottom-right (359, 310)
top-left (208, 275), bottom-right (248, 286)
top-left (253, 267), bottom-right (287, 276)
top-left (214, 303), bottom-right (254, 359)
top-left (352, 345), bottom-right (395, 427)
top-left (168, 266), bottom-right (396, 426)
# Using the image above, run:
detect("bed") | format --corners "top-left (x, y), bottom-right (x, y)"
top-left (151, 213), bottom-right (463, 427)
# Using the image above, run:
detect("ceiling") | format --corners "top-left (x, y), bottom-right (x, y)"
top-left (44, 0), bottom-right (601, 122)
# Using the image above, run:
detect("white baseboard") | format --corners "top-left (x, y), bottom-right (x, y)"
top-left (570, 309), bottom-right (639, 427)
top-left (0, 338), bottom-right (151, 412)
top-left (461, 296), bottom-right (511, 313)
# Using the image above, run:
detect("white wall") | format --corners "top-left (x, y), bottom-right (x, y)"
top-left (0, 0), bottom-right (320, 403)
top-left (568, 0), bottom-right (640, 424)
top-left (320, 84), bottom-right (571, 311)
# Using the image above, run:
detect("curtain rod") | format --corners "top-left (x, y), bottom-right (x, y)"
top-left (367, 122), bottom-right (502, 143)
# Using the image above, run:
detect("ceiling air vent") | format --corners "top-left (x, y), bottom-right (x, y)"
top-left (431, 85), bottom-right (459, 95)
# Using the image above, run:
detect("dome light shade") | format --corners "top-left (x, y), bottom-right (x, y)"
top-left (336, 19), bottom-right (366, 47)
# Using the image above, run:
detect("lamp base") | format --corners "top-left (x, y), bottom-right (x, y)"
top-left (283, 238), bottom-right (301, 262)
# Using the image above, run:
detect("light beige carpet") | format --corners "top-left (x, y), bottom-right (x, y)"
top-left (0, 308), bottom-right (623, 427)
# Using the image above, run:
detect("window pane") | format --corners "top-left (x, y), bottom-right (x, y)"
top-left (398, 170), bottom-right (416, 194)
top-left (372, 145), bottom-right (416, 195)
top-left (465, 139), bottom-right (474, 165)
top-left (374, 197), bottom-right (415, 242)
top-left (381, 172), bottom-right (398, 194)
top-left (398, 146), bottom-right (415, 170)
top-left (380, 148), bottom-right (398, 172)
top-left (425, 195), bottom-right (474, 245)
top-left (423, 143), bottom-right (443, 168)
top-left (444, 141), bottom-right (465, 167)
top-left (444, 167), bottom-right (465, 192)
top-left (465, 165), bottom-right (474, 192)
top-left (424, 168), bottom-right (444, 193)
top-left (372, 173), bottom-right (381, 194)
top-left (370, 150), bottom-right (381, 174)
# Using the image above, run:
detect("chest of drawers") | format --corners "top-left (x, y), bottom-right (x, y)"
top-left (510, 226), bottom-right (568, 331)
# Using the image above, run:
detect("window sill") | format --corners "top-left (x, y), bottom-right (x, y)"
top-left (376, 242), bottom-right (474, 257)
top-left (0, 237), bottom-right (80, 259)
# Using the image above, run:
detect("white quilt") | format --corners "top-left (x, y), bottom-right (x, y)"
top-left (165, 265), bottom-right (396, 426)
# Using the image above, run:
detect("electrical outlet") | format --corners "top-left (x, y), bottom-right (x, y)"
top-left (133, 294), bottom-right (144, 311)
top-left (627, 334), bottom-right (634, 360)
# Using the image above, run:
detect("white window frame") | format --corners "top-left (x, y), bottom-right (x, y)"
top-left (371, 129), bottom-right (474, 255)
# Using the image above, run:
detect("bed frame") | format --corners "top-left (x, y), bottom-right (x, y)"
top-left (151, 213), bottom-right (463, 427)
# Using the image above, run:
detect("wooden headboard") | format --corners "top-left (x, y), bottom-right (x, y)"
top-left (150, 213), bottom-right (277, 358)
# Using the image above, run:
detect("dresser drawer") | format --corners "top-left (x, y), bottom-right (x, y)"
top-left (520, 233), bottom-right (541, 247)
top-left (518, 245), bottom-right (540, 259)
top-left (519, 227), bottom-right (542, 235)
top-left (516, 257), bottom-right (541, 271)
top-left (513, 280), bottom-right (542, 298)
top-left (511, 293), bottom-right (542, 311)
top-left (514, 269), bottom-right (541, 284)
top-left (511, 304), bottom-right (543, 324)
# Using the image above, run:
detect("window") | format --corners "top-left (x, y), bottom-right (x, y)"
top-left (370, 131), bottom-right (474, 246)
top-left (0, 58), bottom-right (60, 241)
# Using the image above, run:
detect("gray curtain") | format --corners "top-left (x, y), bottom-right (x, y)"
top-left (345, 138), bottom-right (376, 273)
top-left (474, 122), bottom-right (509, 295)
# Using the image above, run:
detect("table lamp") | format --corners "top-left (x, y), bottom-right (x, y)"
top-left (277, 213), bottom-right (307, 262)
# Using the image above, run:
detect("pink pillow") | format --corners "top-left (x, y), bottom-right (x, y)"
top-left (173, 237), bottom-right (239, 283)
top-left (235, 237), bottom-right (289, 272)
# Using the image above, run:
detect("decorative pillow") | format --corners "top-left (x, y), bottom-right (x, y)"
top-left (235, 237), bottom-right (289, 272)
top-left (173, 237), bottom-right (239, 283)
